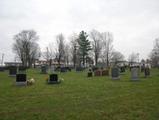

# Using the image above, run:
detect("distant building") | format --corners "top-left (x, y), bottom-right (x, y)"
top-left (4, 62), bottom-right (22, 67)
top-left (35, 59), bottom-right (64, 67)
top-left (110, 60), bottom-right (129, 67)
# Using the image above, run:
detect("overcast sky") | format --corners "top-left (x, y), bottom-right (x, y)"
top-left (0, 0), bottom-right (159, 62)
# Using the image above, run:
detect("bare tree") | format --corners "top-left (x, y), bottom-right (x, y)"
top-left (150, 38), bottom-right (159, 67)
top-left (90, 29), bottom-right (103, 66)
top-left (55, 33), bottom-right (65, 66)
top-left (42, 43), bottom-right (55, 66)
top-left (64, 43), bottom-right (71, 66)
top-left (101, 32), bottom-right (114, 67)
top-left (13, 30), bottom-right (40, 67)
top-left (128, 52), bottom-right (139, 65)
top-left (69, 33), bottom-right (79, 68)
top-left (111, 51), bottom-right (125, 64)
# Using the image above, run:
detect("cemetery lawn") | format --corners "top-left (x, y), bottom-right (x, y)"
top-left (0, 69), bottom-right (159, 120)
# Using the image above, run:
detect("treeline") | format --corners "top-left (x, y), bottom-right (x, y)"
top-left (12, 29), bottom-right (159, 68)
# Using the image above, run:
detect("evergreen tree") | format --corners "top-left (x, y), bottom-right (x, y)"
top-left (78, 31), bottom-right (91, 66)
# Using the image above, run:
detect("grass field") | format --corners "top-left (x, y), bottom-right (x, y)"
top-left (0, 68), bottom-right (159, 120)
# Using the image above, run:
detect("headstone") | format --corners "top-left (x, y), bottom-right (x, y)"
top-left (9, 66), bottom-right (17, 76)
top-left (120, 67), bottom-right (125, 73)
top-left (48, 74), bottom-right (60, 84)
top-left (66, 67), bottom-right (71, 72)
top-left (92, 66), bottom-right (98, 72)
top-left (60, 67), bottom-right (67, 72)
top-left (76, 67), bottom-right (83, 71)
top-left (18, 66), bottom-right (26, 74)
top-left (101, 69), bottom-right (109, 76)
top-left (16, 74), bottom-right (27, 86)
top-left (87, 69), bottom-right (93, 77)
top-left (131, 67), bottom-right (139, 80)
top-left (141, 65), bottom-right (145, 72)
top-left (144, 67), bottom-right (150, 77)
top-left (111, 67), bottom-right (120, 80)
top-left (41, 66), bottom-right (47, 74)
top-left (50, 65), bottom-right (54, 73)
top-left (94, 70), bottom-right (101, 76)
top-left (0, 66), bottom-right (5, 72)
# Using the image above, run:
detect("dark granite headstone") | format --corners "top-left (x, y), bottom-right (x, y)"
top-left (87, 69), bottom-right (93, 77)
top-left (16, 74), bottom-right (27, 85)
top-left (120, 67), bottom-right (125, 73)
top-left (92, 66), bottom-right (98, 72)
top-left (88, 72), bottom-right (92, 77)
top-left (18, 66), bottom-right (26, 74)
top-left (60, 67), bottom-right (67, 72)
top-left (131, 68), bottom-right (139, 80)
top-left (76, 67), bottom-right (83, 71)
top-left (0, 66), bottom-right (5, 72)
top-left (111, 67), bottom-right (120, 80)
top-left (66, 67), bottom-right (71, 71)
top-left (48, 74), bottom-right (60, 84)
top-left (9, 66), bottom-right (17, 76)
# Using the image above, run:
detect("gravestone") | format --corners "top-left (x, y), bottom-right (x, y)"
top-left (87, 69), bottom-right (93, 77)
top-left (141, 65), bottom-right (145, 72)
top-left (120, 67), bottom-right (125, 73)
top-left (0, 66), bottom-right (5, 72)
top-left (76, 67), bottom-right (83, 71)
top-left (16, 74), bottom-right (27, 86)
top-left (41, 66), bottom-right (47, 74)
top-left (102, 69), bottom-right (109, 76)
top-left (18, 66), bottom-right (26, 74)
top-left (50, 65), bottom-right (54, 73)
top-left (111, 67), bottom-right (120, 80)
top-left (9, 66), bottom-right (17, 76)
top-left (94, 70), bottom-right (101, 76)
top-left (60, 67), bottom-right (67, 72)
top-left (131, 67), bottom-right (139, 80)
top-left (92, 66), bottom-right (98, 72)
top-left (66, 67), bottom-right (71, 72)
top-left (48, 74), bottom-right (60, 84)
top-left (144, 67), bottom-right (150, 77)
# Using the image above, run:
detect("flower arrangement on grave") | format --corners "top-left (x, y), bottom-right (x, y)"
top-left (59, 78), bottom-right (64, 82)
top-left (27, 78), bottom-right (35, 85)
top-left (46, 76), bottom-right (48, 82)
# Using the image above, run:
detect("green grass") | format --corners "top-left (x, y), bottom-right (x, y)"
top-left (0, 68), bottom-right (159, 120)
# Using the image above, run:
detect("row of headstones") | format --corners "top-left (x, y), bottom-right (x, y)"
top-left (6, 66), bottom-right (26, 76)
top-left (88, 69), bottom-right (110, 77)
top-left (87, 66), bottom-right (126, 77)
top-left (17, 72), bottom-right (60, 86)
top-left (16, 73), bottom-right (60, 86)
top-left (1, 66), bottom-right (60, 86)
top-left (41, 66), bottom-right (87, 73)
top-left (41, 66), bottom-right (72, 74)
top-left (88, 67), bottom-right (150, 80)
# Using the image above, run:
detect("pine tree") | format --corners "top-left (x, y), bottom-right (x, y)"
top-left (78, 31), bottom-right (91, 66)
